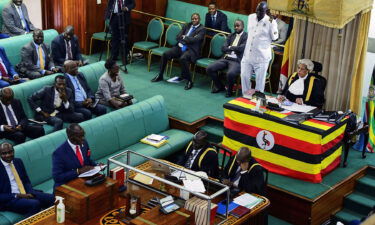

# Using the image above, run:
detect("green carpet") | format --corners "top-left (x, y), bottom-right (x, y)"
top-left (84, 54), bottom-right (375, 200)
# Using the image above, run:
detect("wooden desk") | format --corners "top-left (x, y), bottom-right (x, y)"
top-left (15, 161), bottom-right (269, 225)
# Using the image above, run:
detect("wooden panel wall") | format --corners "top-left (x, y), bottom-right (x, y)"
top-left (180, 0), bottom-right (262, 14)
top-left (42, 0), bottom-right (108, 54)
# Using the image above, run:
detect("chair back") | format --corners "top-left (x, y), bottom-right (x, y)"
top-left (211, 143), bottom-right (234, 179)
top-left (311, 61), bottom-right (327, 91)
top-left (209, 33), bottom-right (227, 58)
top-left (164, 23), bottom-right (182, 47)
top-left (104, 19), bottom-right (110, 32)
top-left (147, 17), bottom-right (164, 46)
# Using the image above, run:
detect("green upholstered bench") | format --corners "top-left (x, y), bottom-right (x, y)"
top-left (0, 29), bottom-right (58, 65)
top-left (165, 0), bottom-right (248, 32)
top-left (0, 95), bottom-right (193, 224)
top-left (0, 0), bottom-right (10, 32)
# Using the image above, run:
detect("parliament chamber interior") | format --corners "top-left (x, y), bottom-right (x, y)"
top-left (0, 0), bottom-right (375, 224)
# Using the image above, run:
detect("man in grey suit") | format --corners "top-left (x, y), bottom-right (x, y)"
top-left (17, 29), bottom-right (59, 79)
top-left (2, 0), bottom-right (35, 36)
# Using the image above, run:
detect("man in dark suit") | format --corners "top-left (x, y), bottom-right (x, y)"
top-left (0, 142), bottom-right (54, 217)
top-left (51, 26), bottom-right (85, 68)
top-left (151, 13), bottom-right (206, 90)
top-left (2, 0), bottom-right (35, 36)
top-left (18, 29), bottom-right (59, 79)
top-left (222, 147), bottom-right (265, 195)
top-left (206, 19), bottom-right (247, 97)
top-left (0, 88), bottom-right (44, 144)
top-left (205, 2), bottom-right (230, 36)
top-left (64, 60), bottom-right (106, 120)
top-left (105, 0), bottom-right (135, 62)
top-left (52, 124), bottom-right (97, 187)
top-left (0, 46), bottom-right (24, 88)
top-left (27, 75), bottom-right (85, 132)
top-left (179, 131), bottom-right (219, 178)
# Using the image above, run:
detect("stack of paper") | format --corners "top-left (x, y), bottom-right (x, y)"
top-left (140, 134), bottom-right (168, 148)
top-left (183, 179), bottom-right (206, 193)
top-left (233, 193), bottom-right (263, 209)
top-left (133, 173), bottom-right (155, 185)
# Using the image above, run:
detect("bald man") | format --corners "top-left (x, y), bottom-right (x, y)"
top-left (18, 29), bottom-right (59, 79)
top-left (0, 88), bottom-right (44, 144)
top-left (52, 26), bottom-right (85, 67)
top-left (179, 131), bottom-right (219, 178)
top-left (0, 143), bottom-right (54, 217)
top-left (64, 60), bottom-right (106, 120)
top-left (222, 147), bottom-right (265, 195)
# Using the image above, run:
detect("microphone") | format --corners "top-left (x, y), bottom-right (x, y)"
top-left (335, 109), bottom-right (352, 124)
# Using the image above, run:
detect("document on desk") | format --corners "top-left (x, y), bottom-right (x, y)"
top-left (183, 179), bottom-right (206, 193)
top-left (282, 103), bottom-right (316, 113)
top-left (78, 165), bottom-right (106, 178)
top-left (134, 173), bottom-right (155, 185)
top-left (233, 193), bottom-right (263, 209)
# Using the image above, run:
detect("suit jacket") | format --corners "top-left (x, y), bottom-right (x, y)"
top-left (64, 72), bottom-right (95, 107)
top-left (223, 157), bottom-right (265, 195)
top-left (28, 86), bottom-right (75, 115)
top-left (20, 42), bottom-right (55, 73)
top-left (105, 0), bottom-right (135, 24)
top-left (2, 3), bottom-right (35, 36)
top-left (0, 46), bottom-right (17, 79)
top-left (52, 140), bottom-right (96, 187)
top-left (221, 32), bottom-right (248, 63)
top-left (51, 34), bottom-right (83, 67)
top-left (282, 73), bottom-right (324, 108)
top-left (177, 23), bottom-right (206, 63)
top-left (0, 99), bottom-right (28, 129)
top-left (205, 10), bottom-right (230, 35)
top-left (0, 158), bottom-right (34, 209)
top-left (182, 141), bottom-right (219, 178)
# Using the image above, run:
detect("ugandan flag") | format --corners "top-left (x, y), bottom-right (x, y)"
top-left (222, 98), bottom-right (347, 183)
top-left (367, 100), bottom-right (375, 152)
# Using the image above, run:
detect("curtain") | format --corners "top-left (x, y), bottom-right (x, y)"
top-left (288, 12), bottom-right (370, 112)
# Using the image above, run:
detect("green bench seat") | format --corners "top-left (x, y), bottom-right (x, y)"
top-left (0, 95), bottom-right (193, 224)
top-left (165, 0), bottom-right (248, 32)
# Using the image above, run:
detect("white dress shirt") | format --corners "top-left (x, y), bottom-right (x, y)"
top-left (187, 148), bottom-right (202, 169)
top-left (67, 139), bottom-right (83, 160)
top-left (227, 32), bottom-right (243, 59)
top-left (288, 75), bottom-right (308, 96)
top-left (1, 159), bottom-right (21, 194)
top-left (0, 101), bottom-right (18, 132)
top-left (65, 40), bottom-right (72, 60)
top-left (274, 18), bottom-right (288, 44)
top-left (35, 88), bottom-right (70, 113)
top-left (243, 14), bottom-right (278, 63)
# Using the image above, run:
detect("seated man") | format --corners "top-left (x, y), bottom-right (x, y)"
top-left (0, 46), bottom-right (24, 88)
top-left (0, 142), bottom-right (54, 217)
top-left (277, 59), bottom-right (324, 107)
top-left (222, 147), bottom-right (265, 195)
top-left (206, 19), bottom-right (247, 97)
top-left (2, 0), bottom-right (35, 36)
top-left (52, 124), bottom-right (97, 187)
top-left (0, 88), bottom-right (44, 144)
top-left (273, 15), bottom-right (288, 45)
top-left (205, 2), bottom-right (230, 36)
top-left (151, 13), bottom-right (205, 90)
top-left (64, 60), bottom-right (106, 120)
top-left (18, 29), bottom-right (59, 79)
top-left (51, 25), bottom-right (85, 68)
top-left (96, 59), bottom-right (131, 109)
top-left (179, 131), bottom-right (219, 178)
top-left (27, 75), bottom-right (85, 132)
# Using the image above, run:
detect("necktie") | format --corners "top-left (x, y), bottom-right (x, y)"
top-left (0, 62), bottom-right (8, 78)
top-left (17, 6), bottom-right (29, 32)
top-left (74, 77), bottom-right (87, 99)
top-left (232, 34), bottom-right (241, 47)
top-left (5, 105), bottom-right (17, 127)
top-left (212, 15), bottom-right (216, 25)
top-left (38, 46), bottom-right (45, 70)
top-left (117, 0), bottom-right (123, 11)
top-left (67, 41), bottom-right (73, 60)
top-left (181, 26), bottom-right (197, 52)
top-left (10, 163), bottom-right (26, 194)
top-left (184, 149), bottom-right (197, 169)
top-left (76, 145), bottom-right (84, 166)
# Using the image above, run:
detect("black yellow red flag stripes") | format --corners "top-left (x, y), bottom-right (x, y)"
top-left (222, 98), bottom-right (347, 183)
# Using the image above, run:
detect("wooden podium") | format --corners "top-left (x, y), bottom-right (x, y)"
top-left (55, 177), bottom-right (118, 224)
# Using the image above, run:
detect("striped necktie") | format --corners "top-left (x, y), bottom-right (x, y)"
top-left (10, 162), bottom-right (26, 194)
